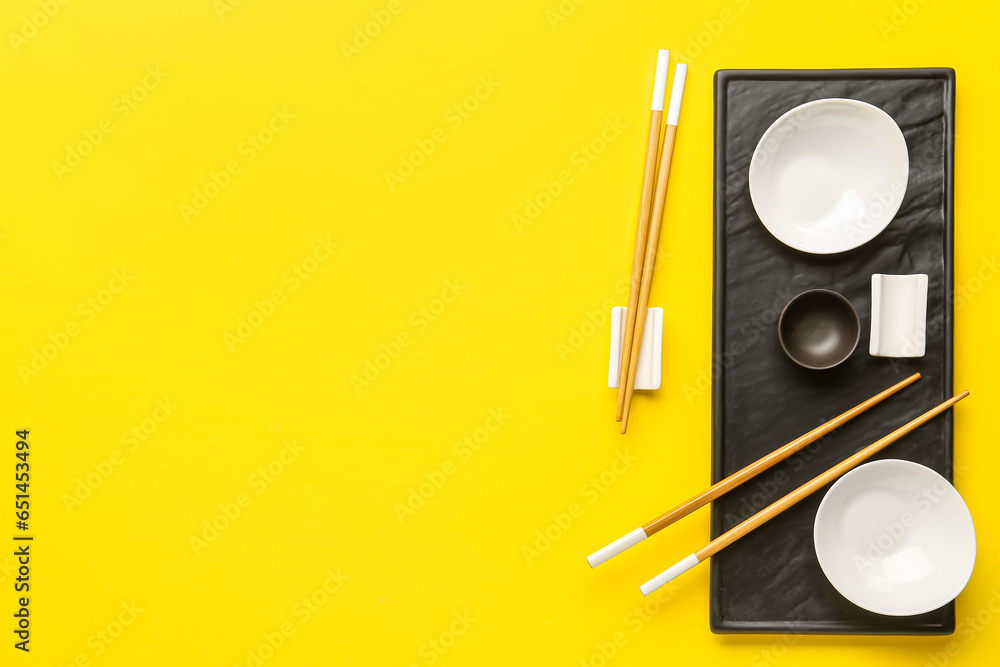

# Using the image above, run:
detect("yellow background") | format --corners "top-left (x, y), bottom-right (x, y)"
top-left (1, 0), bottom-right (998, 664)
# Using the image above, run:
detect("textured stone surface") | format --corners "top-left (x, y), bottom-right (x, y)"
top-left (711, 69), bottom-right (955, 635)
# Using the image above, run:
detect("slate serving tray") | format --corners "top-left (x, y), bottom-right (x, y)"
top-left (711, 69), bottom-right (955, 634)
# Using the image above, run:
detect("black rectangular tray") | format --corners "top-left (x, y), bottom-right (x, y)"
top-left (711, 69), bottom-right (955, 634)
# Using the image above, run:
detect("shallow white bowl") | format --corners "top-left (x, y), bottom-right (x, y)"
top-left (749, 98), bottom-right (909, 254)
top-left (814, 459), bottom-right (976, 616)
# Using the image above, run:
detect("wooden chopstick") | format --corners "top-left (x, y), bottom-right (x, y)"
top-left (587, 373), bottom-right (920, 568)
top-left (617, 49), bottom-right (671, 422)
top-left (619, 63), bottom-right (687, 434)
top-left (639, 390), bottom-right (970, 596)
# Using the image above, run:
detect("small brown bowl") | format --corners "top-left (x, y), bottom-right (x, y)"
top-left (778, 289), bottom-right (860, 370)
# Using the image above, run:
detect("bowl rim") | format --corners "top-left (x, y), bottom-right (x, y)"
top-left (812, 458), bottom-right (977, 617)
top-left (748, 97), bottom-right (909, 255)
top-left (778, 288), bottom-right (860, 370)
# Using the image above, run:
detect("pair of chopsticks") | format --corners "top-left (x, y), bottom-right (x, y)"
top-left (617, 50), bottom-right (688, 434)
top-left (587, 373), bottom-right (970, 596)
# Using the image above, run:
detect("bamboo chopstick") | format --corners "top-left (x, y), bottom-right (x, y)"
top-left (587, 373), bottom-right (920, 568)
top-left (617, 49), bottom-right (671, 422)
top-left (639, 390), bottom-right (970, 596)
top-left (619, 63), bottom-right (687, 434)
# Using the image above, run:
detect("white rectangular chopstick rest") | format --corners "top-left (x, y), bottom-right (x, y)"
top-left (665, 63), bottom-right (687, 126)
top-left (870, 274), bottom-right (928, 357)
top-left (640, 553), bottom-right (699, 596)
top-left (587, 527), bottom-right (647, 568)
top-left (651, 49), bottom-right (670, 111)
top-left (609, 307), bottom-right (662, 390)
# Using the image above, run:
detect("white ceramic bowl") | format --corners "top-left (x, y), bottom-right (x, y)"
top-left (813, 459), bottom-right (976, 616)
top-left (749, 98), bottom-right (909, 254)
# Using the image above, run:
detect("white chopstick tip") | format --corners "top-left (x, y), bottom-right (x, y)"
top-left (651, 49), bottom-right (671, 111)
top-left (587, 527), bottom-right (647, 568)
top-left (666, 63), bottom-right (688, 126)
top-left (640, 553), bottom-right (699, 596)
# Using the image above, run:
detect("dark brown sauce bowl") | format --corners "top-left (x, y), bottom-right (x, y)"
top-left (778, 289), bottom-right (860, 370)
